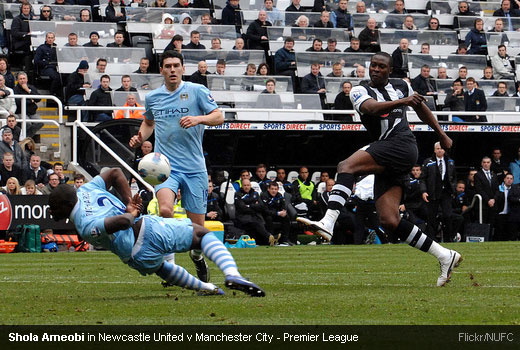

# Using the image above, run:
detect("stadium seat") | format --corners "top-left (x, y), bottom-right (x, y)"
top-left (311, 171), bottom-right (321, 184)
top-left (287, 171), bottom-right (298, 183)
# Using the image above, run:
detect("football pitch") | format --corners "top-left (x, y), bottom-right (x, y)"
top-left (1, 242), bottom-right (519, 325)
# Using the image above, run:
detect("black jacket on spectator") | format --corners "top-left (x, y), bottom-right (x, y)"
top-left (358, 26), bottom-right (381, 53)
top-left (14, 84), bottom-right (41, 116)
top-left (301, 72), bottom-right (325, 94)
top-left (83, 41), bottom-right (103, 47)
top-left (508, 184), bottom-right (520, 222)
top-left (184, 41), bottom-right (206, 49)
top-left (34, 43), bottom-right (58, 70)
top-left (1, 71), bottom-right (15, 89)
top-left (105, 1), bottom-right (126, 23)
top-left (0, 164), bottom-right (24, 187)
top-left (190, 70), bottom-right (209, 87)
top-left (411, 74), bottom-right (436, 95)
top-left (246, 19), bottom-right (272, 50)
top-left (88, 87), bottom-right (113, 118)
top-left (11, 14), bottom-right (31, 52)
top-left (115, 86), bottom-right (137, 92)
top-left (106, 42), bottom-right (128, 48)
top-left (333, 92), bottom-right (354, 121)
top-left (65, 70), bottom-right (86, 102)
top-left (234, 187), bottom-right (264, 224)
top-left (421, 157), bottom-right (457, 201)
top-left (274, 47), bottom-right (296, 73)
top-left (492, 8), bottom-right (520, 17)
top-left (444, 88), bottom-right (465, 111)
top-left (391, 47), bottom-right (412, 78)
top-left (221, 1), bottom-right (243, 33)
top-left (464, 88), bottom-right (487, 112)
top-left (206, 191), bottom-right (223, 221)
top-left (24, 166), bottom-right (48, 186)
top-left (0, 140), bottom-right (27, 171)
top-left (333, 8), bottom-right (353, 29)
top-left (5, 125), bottom-right (22, 143)
top-left (474, 169), bottom-right (499, 204)
top-left (260, 191), bottom-right (286, 216)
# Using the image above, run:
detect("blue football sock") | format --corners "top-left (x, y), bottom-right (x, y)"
top-left (156, 261), bottom-right (215, 291)
top-left (201, 232), bottom-right (240, 277)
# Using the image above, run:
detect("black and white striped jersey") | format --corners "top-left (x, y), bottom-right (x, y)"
top-left (350, 79), bottom-right (414, 141)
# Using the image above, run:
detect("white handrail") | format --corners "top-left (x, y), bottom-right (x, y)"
top-left (72, 120), bottom-right (155, 194)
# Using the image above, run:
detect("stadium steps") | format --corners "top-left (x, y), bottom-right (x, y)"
top-left (34, 105), bottom-right (60, 162)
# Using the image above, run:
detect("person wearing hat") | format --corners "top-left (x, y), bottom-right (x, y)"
top-left (83, 32), bottom-right (103, 47)
top-left (164, 34), bottom-right (185, 53)
top-left (325, 38), bottom-right (341, 52)
top-left (65, 60), bottom-right (91, 120)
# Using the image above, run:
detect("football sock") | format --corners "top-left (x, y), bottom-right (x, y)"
top-left (201, 232), bottom-right (240, 277)
top-left (164, 253), bottom-right (175, 263)
top-left (396, 219), bottom-right (441, 255)
top-left (322, 173), bottom-right (354, 226)
top-left (156, 261), bottom-right (216, 291)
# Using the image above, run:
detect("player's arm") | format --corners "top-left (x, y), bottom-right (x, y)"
top-left (179, 108), bottom-right (223, 128)
top-left (129, 118), bottom-right (155, 148)
top-left (104, 194), bottom-right (142, 234)
top-left (359, 94), bottom-right (426, 116)
top-left (100, 168), bottom-right (133, 206)
top-left (413, 102), bottom-right (452, 150)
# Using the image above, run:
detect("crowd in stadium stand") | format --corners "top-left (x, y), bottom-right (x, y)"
top-left (1, 0), bottom-right (520, 243)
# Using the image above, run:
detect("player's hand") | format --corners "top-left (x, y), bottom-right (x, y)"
top-left (129, 131), bottom-right (143, 148)
top-left (278, 209), bottom-right (287, 217)
top-left (399, 204), bottom-right (405, 212)
top-left (439, 133), bottom-right (452, 151)
top-left (179, 116), bottom-right (200, 129)
top-left (403, 93), bottom-right (426, 108)
top-left (127, 193), bottom-right (143, 217)
top-left (422, 193), bottom-right (429, 203)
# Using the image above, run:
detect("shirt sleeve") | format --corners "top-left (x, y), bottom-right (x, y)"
top-left (143, 93), bottom-right (154, 121)
top-left (197, 85), bottom-right (219, 115)
top-left (350, 85), bottom-right (371, 114)
top-left (406, 81), bottom-right (414, 96)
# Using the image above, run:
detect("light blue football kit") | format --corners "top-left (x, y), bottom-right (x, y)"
top-left (144, 81), bottom-right (218, 214)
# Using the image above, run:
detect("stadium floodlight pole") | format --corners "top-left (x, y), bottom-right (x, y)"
top-left (73, 120), bottom-right (155, 194)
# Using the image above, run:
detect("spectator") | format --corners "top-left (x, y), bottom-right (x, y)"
top-left (39, 5), bottom-right (53, 21)
top-left (421, 142), bottom-right (457, 241)
top-left (2, 177), bottom-right (21, 195)
top-left (190, 61), bottom-right (210, 87)
top-left (216, 59), bottom-right (226, 75)
top-left (210, 38), bottom-right (222, 50)
top-left (88, 75), bottom-right (113, 122)
top-left (134, 58), bottom-right (150, 74)
top-left (0, 77), bottom-right (16, 119)
top-left (402, 15), bottom-right (417, 30)
top-left (221, 0), bottom-right (244, 35)
top-left (261, 182), bottom-right (291, 245)
top-left (390, 38), bottom-right (411, 78)
top-left (401, 165), bottom-right (428, 228)
top-left (164, 34), bottom-right (184, 53)
top-left (292, 15), bottom-right (310, 40)
top-left (314, 10), bottom-right (334, 28)
top-left (327, 62), bottom-right (345, 77)
top-left (385, 0), bottom-right (408, 28)
top-left (350, 65), bottom-right (365, 78)
top-left (466, 168), bottom-right (478, 200)
top-left (65, 33), bottom-right (79, 47)
top-left (65, 60), bottom-right (91, 108)
top-left (464, 77), bottom-right (487, 122)
top-left (246, 10), bottom-right (272, 51)
top-left (453, 1), bottom-right (476, 29)
top-left (40, 172), bottom-right (60, 194)
top-left (184, 31), bottom-right (206, 49)
top-left (107, 31), bottom-right (127, 48)
top-left (18, 137), bottom-right (35, 166)
top-left (325, 38), bottom-right (340, 53)
top-left (412, 65), bottom-right (436, 96)
top-left (510, 146), bottom-right (520, 184)
top-left (114, 93), bottom-right (144, 119)
top-left (345, 37), bottom-right (362, 52)
top-left (0, 58), bottom-right (15, 89)
top-left (0, 151), bottom-right (24, 187)
top-left (173, 0), bottom-right (191, 8)
top-left (455, 44), bottom-right (468, 55)
top-left (34, 32), bottom-right (62, 99)
top-left (251, 163), bottom-right (272, 192)
top-left (51, 162), bottom-right (69, 184)
top-left (509, 174), bottom-right (520, 240)
top-left (312, 0), bottom-right (331, 12)
top-left (465, 18), bottom-right (487, 55)
top-left (491, 147), bottom-right (509, 183)
top-left (78, 8), bottom-right (92, 22)
top-left (359, 18), bottom-right (381, 53)
top-left (150, 0), bottom-right (167, 6)
top-left (286, 0), bottom-right (304, 12)
top-left (234, 178), bottom-right (278, 246)
top-left (105, 0), bottom-right (127, 24)
top-left (83, 32), bottom-right (103, 47)
top-left (444, 79), bottom-right (465, 112)
top-left (263, 0), bottom-right (284, 26)
top-left (244, 63), bottom-right (256, 76)
top-left (274, 37), bottom-right (297, 85)
top-left (233, 169), bottom-right (250, 191)
top-left (13, 72), bottom-right (43, 138)
top-left (206, 179), bottom-right (223, 221)
top-left (333, 81), bottom-right (354, 122)
top-left (10, 1), bottom-right (34, 73)
top-left (421, 43), bottom-right (430, 54)
top-left (458, 66), bottom-right (468, 80)
top-left (491, 45), bottom-right (515, 80)
top-left (24, 154), bottom-right (48, 189)
top-left (437, 67), bottom-right (451, 80)
top-left (73, 174), bottom-right (86, 190)
top-left (306, 38), bottom-right (324, 52)
top-left (475, 156), bottom-right (500, 224)
top-left (493, 0), bottom-right (520, 31)
top-left (291, 166), bottom-right (318, 219)
top-left (275, 167), bottom-right (291, 192)
top-left (482, 66), bottom-right (495, 80)
top-left (116, 75), bottom-right (137, 92)
top-left (301, 63), bottom-right (327, 108)
top-left (492, 81), bottom-right (510, 97)
top-left (256, 79), bottom-right (282, 108)
top-left (179, 13), bottom-right (193, 26)
top-left (21, 179), bottom-right (42, 195)
top-left (4, 115), bottom-right (21, 142)
top-left (489, 18), bottom-right (509, 45)
top-left (356, 1), bottom-right (367, 13)
top-left (494, 173), bottom-right (515, 240)
top-left (427, 17), bottom-right (440, 30)
top-left (331, 0), bottom-right (353, 30)
top-left (257, 63), bottom-right (270, 75)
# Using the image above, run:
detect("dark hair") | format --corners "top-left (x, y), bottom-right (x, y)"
top-left (240, 169), bottom-right (249, 176)
top-left (74, 174), bottom-right (86, 181)
top-left (284, 36), bottom-right (295, 44)
top-left (268, 182), bottom-right (279, 188)
top-left (216, 59), bottom-right (226, 66)
top-left (256, 62), bottom-right (269, 75)
top-left (172, 34), bottom-right (183, 42)
top-left (100, 74), bottom-right (111, 81)
top-left (140, 57), bottom-right (149, 62)
top-left (266, 78), bottom-right (276, 85)
top-left (52, 162), bottom-right (63, 170)
top-left (498, 44), bottom-right (506, 50)
top-left (160, 50), bottom-right (184, 67)
top-left (342, 81), bottom-right (352, 88)
top-left (313, 38), bottom-right (322, 44)
top-left (421, 64), bottom-right (430, 69)
top-left (350, 37), bottom-right (360, 43)
top-left (79, 8), bottom-right (91, 21)
top-left (256, 163), bottom-right (267, 170)
top-left (115, 30), bottom-right (125, 37)
top-left (498, 81), bottom-right (507, 88)
top-left (466, 77), bottom-right (476, 83)
top-left (453, 78), bottom-right (463, 86)
top-left (96, 58), bottom-right (107, 65)
top-left (190, 30), bottom-right (200, 37)
top-left (372, 51), bottom-right (393, 67)
top-left (121, 74), bottom-right (130, 80)
top-left (68, 32), bottom-right (78, 37)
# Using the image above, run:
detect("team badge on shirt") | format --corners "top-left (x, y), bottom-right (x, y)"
top-left (208, 94), bottom-right (215, 103)
top-left (352, 91), bottom-right (362, 102)
top-left (180, 93), bottom-right (189, 100)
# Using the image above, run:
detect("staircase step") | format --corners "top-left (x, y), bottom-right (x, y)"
top-left (42, 124), bottom-right (58, 129)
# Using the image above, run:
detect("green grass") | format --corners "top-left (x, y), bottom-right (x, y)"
top-left (1, 242), bottom-right (519, 325)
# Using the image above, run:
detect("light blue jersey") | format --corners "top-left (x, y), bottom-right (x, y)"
top-left (70, 176), bottom-right (135, 263)
top-left (144, 81), bottom-right (218, 174)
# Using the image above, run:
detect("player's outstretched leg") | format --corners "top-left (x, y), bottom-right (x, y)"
top-left (200, 232), bottom-right (265, 297)
top-left (395, 219), bottom-right (463, 286)
top-left (156, 261), bottom-right (224, 295)
top-left (189, 249), bottom-right (210, 283)
top-left (297, 173), bottom-right (355, 241)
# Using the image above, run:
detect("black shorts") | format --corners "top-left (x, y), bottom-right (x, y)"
top-left (363, 135), bottom-right (418, 200)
